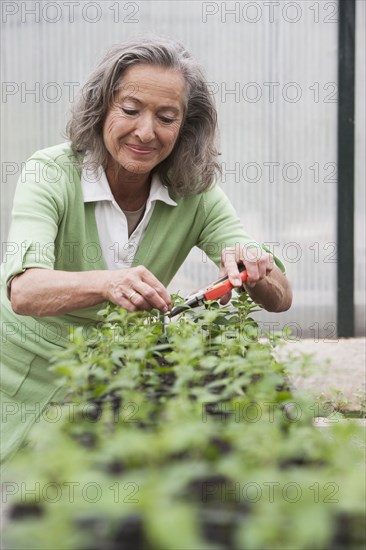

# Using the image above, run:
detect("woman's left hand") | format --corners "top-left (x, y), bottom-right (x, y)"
top-left (218, 245), bottom-right (292, 312)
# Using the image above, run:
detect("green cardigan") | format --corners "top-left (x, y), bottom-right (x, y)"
top-left (0, 142), bottom-right (285, 465)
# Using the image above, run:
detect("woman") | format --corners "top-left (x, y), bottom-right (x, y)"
top-left (0, 36), bottom-right (292, 465)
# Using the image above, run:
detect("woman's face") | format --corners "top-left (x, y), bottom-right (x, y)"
top-left (103, 64), bottom-right (186, 176)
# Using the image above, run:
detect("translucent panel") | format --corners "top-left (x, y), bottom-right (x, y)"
top-left (1, 0), bottom-right (364, 336)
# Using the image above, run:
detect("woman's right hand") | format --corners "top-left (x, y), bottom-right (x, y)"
top-left (104, 265), bottom-right (171, 313)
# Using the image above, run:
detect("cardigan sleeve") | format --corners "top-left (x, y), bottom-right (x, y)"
top-left (2, 152), bottom-right (65, 292)
top-left (196, 185), bottom-right (286, 272)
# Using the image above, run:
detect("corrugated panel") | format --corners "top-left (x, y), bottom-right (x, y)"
top-left (1, 0), bottom-right (364, 336)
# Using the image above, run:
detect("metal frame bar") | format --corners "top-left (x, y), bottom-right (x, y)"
top-left (337, 0), bottom-right (356, 337)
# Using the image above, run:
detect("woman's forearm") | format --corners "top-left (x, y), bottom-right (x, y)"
top-left (10, 266), bottom-right (172, 317)
top-left (10, 268), bottom-right (109, 317)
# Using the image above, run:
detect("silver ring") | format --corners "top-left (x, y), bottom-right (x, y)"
top-left (128, 290), bottom-right (137, 301)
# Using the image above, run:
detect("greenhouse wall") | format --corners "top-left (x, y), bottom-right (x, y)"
top-left (1, 0), bottom-right (365, 337)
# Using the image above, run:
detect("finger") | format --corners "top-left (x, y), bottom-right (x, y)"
top-left (253, 252), bottom-right (274, 281)
top-left (220, 290), bottom-right (232, 305)
top-left (243, 259), bottom-right (259, 286)
top-left (244, 254), bottom-right (273, 289)
top-left (127, 290), bottom-right (153, 311)
top-left (109, 284), bottom-right (146, 311)
top-left (112, 291), bottom-right (139, 312)
top-left (256, 251), bottom-right (273, 279)
top-left (257, 258), bottom-right (267, 280)
top-left (221, 250), bottom-right (242, 287)
top-left (266, 253), bottom-right (275, 274)
top-left (136, 267), bottom-right (171, 309)
top-left (133, 281), bottom-right (170, 312)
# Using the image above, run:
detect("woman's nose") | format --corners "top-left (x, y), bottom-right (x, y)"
top-left (134, 114), bottom-right (155, 143)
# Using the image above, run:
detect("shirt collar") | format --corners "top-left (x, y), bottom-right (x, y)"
top-left (80, 154), bottom-right (177, 207)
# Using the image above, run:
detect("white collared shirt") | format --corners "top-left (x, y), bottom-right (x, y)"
top-left (81, 162), bottom-right (177, 269)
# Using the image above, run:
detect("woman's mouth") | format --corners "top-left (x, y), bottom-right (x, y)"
top-left (125, 144), bottom-right (157, 155)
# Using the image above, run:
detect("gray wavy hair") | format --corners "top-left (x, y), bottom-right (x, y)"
top-left (65, 35), bottom-right (221, 196)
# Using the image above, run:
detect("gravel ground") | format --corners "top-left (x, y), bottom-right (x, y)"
top-left (279, 337), bottom-right (366, 412)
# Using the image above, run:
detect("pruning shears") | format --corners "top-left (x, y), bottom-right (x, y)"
top-left (169, 265), bottom-right (248, 318)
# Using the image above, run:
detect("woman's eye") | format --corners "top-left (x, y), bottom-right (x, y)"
top-left (122, 108), bottom-right (138, 115)
top-left (159, 116), bottom-right (175, 124)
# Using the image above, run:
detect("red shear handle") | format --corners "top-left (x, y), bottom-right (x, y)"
top-left (204, 270), bottom-right (248, 301)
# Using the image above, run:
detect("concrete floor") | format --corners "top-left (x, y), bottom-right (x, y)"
top-left (280, 337), bottom-right (366, 412)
